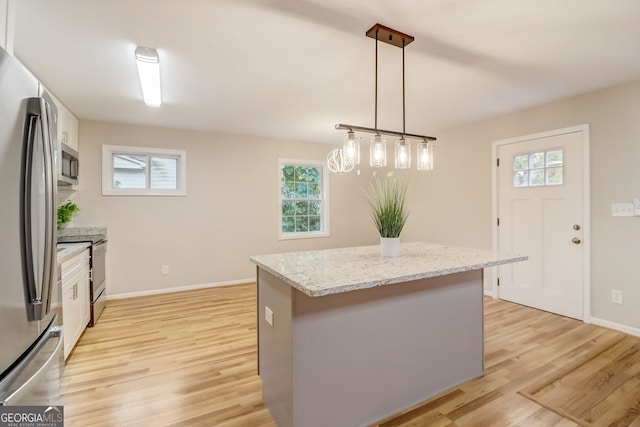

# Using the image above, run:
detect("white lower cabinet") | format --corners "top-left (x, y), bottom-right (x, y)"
top-left (61, 248), bottom-right (90, 360)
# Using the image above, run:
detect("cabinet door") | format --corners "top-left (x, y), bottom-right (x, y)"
top-left (60, 248), bottom-right (91, 360)
top-left (62, 282), bottom-right (77, 360)
top-left (57, 101), bottom-right (79, 151)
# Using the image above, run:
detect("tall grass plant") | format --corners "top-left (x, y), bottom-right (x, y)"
top-left (364, 177), bottom-right (409, 238)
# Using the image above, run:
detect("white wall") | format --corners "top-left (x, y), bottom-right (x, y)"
top-left (75, 76), bottom-right (640, 332)
top-left (75, 121), bottom-right (388, 297)
top-left (404, 77), bottom-right (640, 332)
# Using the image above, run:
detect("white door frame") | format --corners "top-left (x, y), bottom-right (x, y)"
top-left (487, 124), bottom-right (591, 322)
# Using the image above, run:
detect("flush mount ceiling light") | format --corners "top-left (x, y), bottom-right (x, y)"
top-left (135, 46), bottom-right (162, 107)
top-left (328, 24), bottom-right (436, 173)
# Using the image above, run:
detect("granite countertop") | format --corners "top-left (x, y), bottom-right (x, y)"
top-left (57, 242), bottom-right (91, 264)
top-left (250, 242), bottom-right (527, 297)
top-left (57, 226), bottom-right (107, 243)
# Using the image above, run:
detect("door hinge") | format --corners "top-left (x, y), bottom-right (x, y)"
top-left (497, 217), bottom-right (500, 226)
top-left (497, 158), bottom-right (500, 167)
top-left (497, 277), bottom-right (500, 287)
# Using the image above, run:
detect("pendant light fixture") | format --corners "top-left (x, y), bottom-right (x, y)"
top-left (417, 140), bottom-right (434, 171)
top-left (329, 24), bottom-right (436, 174)
top-left (343, 130), bottom-right (361, 166)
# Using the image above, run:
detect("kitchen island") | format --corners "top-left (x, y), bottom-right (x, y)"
top-left (250, 242), bottom-right (526, 427)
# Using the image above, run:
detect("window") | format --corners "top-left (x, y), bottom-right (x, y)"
top-left (102, 145), bottom-right (187, 196)
top-left (279, 160), bottom-right (329, 239)
top-left (513, 149), bottom-right (563, 188)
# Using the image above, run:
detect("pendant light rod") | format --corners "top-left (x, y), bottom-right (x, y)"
top-left (375, 28), bottom-right (379, 131)
top-left (335, 123), bottom-right (436, 141)
top-left (402, 38), bottom-right (405, 136)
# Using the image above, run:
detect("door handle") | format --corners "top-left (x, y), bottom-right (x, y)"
top-left (572, 237), bottom-right (582, 244)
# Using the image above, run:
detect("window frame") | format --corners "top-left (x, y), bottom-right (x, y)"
top-left (278, 159), bottom-right (330, 240)
top-left (102, 145), bottom-right (187, 196)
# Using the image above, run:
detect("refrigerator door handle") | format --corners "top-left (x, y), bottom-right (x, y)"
top-left (21, 98), bottom-right (56, 321)
top-left (42, 99), bottom-right (57, 316)
top-left (0, 318), bottom-right (63, 406)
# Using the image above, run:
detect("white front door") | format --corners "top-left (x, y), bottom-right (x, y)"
top-left (495, 127), bottom-right (588, 320)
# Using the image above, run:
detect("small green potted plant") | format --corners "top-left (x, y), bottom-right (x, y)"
top-left (364, 176), bottom-right (409, 257)
top-left (57, 201), bottom-right (80, 230)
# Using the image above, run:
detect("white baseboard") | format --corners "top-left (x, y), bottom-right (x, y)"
top-left (108, 278), bottom-right (255, 300)
top-left (590, 317), bottom-right (640, 337)
top-left (483, 289), bottom-right (496, 298)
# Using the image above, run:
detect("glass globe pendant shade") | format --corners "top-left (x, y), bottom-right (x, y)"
top-left (394, 138), bottom-right (411, 169)
top-left (342, 131), bottom-right (361, 166)
top-left (369, 133), bottom-right (387, 167)
top-left (327, 148), bottom-right (355, 174)
top-left (417, 140), bottom-right (434, 171)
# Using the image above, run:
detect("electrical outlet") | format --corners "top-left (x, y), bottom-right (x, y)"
top-left (265, 306), bottom-right (274, 327)
top-left (162, 265), bottom-right (170, 275)
top-left (611, 289), bottom-right (623, 304)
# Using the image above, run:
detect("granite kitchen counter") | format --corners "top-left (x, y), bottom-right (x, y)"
top-left (57, 226), bottom-right (107, 243)
top-left (250, 241), bottom-right (527, 297)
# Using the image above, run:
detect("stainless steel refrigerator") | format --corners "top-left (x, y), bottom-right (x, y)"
top-left (0, 46), bottom-right (64, 406)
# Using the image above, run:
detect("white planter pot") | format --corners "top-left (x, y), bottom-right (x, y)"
top-left (380, 237), bottom-right (401, 257)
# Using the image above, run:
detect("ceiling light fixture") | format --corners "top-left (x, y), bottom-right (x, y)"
top-left (135, 46), bottom-right (162, 107)
top-left (328, 24), bottom-right (436, 173)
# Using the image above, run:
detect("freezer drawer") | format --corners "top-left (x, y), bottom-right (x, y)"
top-left (0, 316), bottom-right (63, 406)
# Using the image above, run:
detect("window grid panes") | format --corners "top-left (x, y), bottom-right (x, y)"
top-left (280, 164), bottom-right (324, 235)
top-left (513, 149), bottom-right (564, 188)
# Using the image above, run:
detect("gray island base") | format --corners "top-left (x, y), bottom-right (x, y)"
top-left (250, 242), bottom-right (526, 427)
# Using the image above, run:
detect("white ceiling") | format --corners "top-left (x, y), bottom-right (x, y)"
top-left (13, 0), bottom-right (640, 144)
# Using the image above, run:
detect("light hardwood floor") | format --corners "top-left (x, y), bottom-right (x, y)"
top-left (61, 283), bottom-right (638, 426)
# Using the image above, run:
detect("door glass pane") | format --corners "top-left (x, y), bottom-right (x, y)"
top-left (546, 167), bottom-right (563, 185)
top-left (513, 171), bottom-right (528, 187)
top-left (513, 155), bottom-right (528, 171)
top-left (546, 150), bottom-right (563, 167)
top-left (529, 152), bottom-right (545, 169)
top-left (530, 169), bottom-right (545, 186)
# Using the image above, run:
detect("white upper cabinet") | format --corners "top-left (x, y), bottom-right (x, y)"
top-left (49, 91), bottom-right (79, 152)
top-left (58, 101), bottom-right (79, 151)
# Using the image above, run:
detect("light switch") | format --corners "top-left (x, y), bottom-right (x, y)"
top-left (265, 306), bottom-right (274, 327)
top-left (611, 203), bottom-right (634, 217)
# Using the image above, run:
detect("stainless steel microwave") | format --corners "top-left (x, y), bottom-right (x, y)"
top-left (58, 142), bottom-right (78, 186)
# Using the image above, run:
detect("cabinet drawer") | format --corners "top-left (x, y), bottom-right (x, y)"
top-left (61, 249), bottom-right (90, 282)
